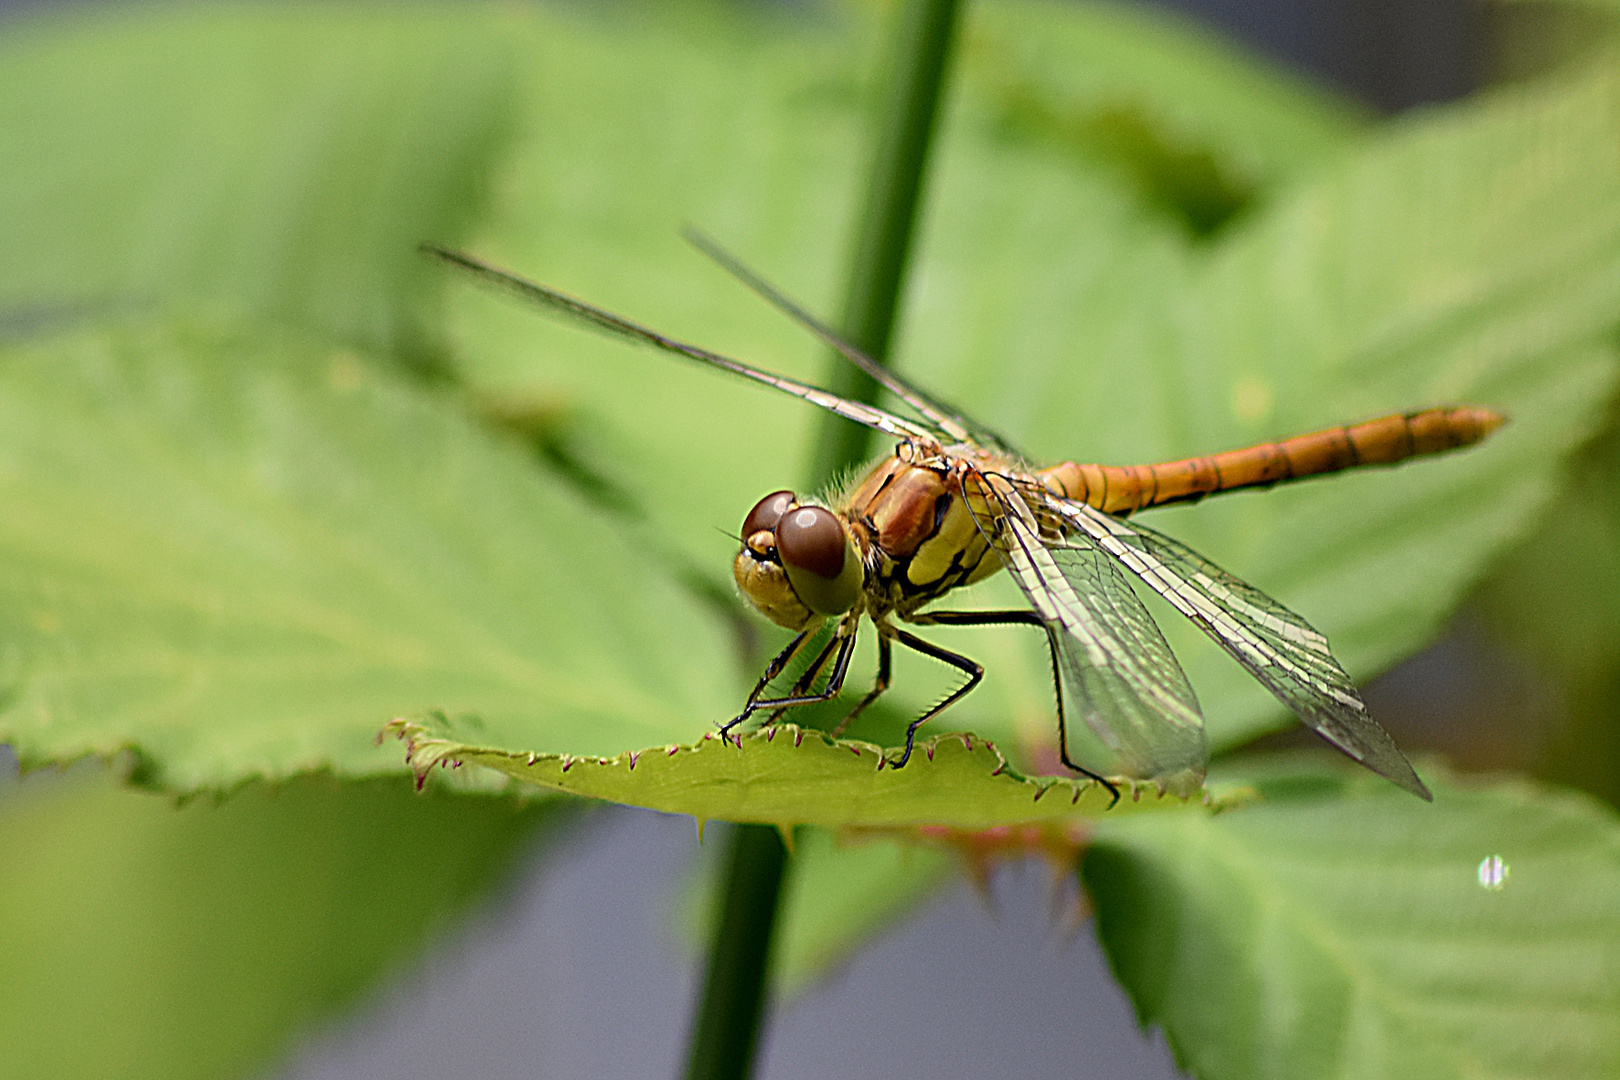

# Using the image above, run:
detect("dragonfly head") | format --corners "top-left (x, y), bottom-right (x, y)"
top-left (734, 490), bottom-right (862, 630)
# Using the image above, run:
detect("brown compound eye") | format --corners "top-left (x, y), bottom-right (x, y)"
top-left (741, 490), bottom-right (796, 543)
top-left (776, 506), bottom-right (844, 577)
top-left (776, 505), bottom-right (861, 615)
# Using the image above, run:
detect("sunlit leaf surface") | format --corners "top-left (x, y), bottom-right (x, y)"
top-left (389, 714), bottom-right (1195, 826)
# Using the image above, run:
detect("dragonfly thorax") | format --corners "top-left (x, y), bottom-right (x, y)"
top-left (842, 451), bottom-right (1004, 616)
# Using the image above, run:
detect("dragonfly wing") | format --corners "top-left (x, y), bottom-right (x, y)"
top-left (683, 230), bottom-right (1028, 458)
top-left (980, 488), bottom-right (1208, 794)
top-left (425, 247), bottom-right (939, 445)
top-left (1052, 499), bottom-right (1432, 800)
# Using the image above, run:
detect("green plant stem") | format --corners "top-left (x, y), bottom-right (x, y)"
top-left (680, 823), bottom-right (789, 1080)
top-left (808, 0), bottom-right (964, 487)
top-left (680, 2), bottom-right (963, 1079)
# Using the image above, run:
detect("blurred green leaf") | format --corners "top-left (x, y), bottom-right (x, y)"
top-left (0, 3), bottom-right (518, 365)
top-left (963, 0), bottom-right (1369, 233)
top-left (0, 321), bottom-right (733, 791)
top-left (0, 765), bottom-right (561, 1080)
top-left (1087, 759), bottom-right (1620, 1080)
top-left (1475, 411), bottom-right (1620, 804)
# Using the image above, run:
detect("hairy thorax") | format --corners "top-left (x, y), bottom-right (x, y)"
top-left (839, 448), bottom-right (1005, 619)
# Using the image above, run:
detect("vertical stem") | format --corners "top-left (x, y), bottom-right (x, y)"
top-left (681, 3), bottom-right (964, 1079)
top-left (809, 0), bottom-right (964, 486)
top-left (680, 824), bottom-right (789, 1080)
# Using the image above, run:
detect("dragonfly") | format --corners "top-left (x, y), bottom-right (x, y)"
top-left (427, 240), bottom-right (1504, 802)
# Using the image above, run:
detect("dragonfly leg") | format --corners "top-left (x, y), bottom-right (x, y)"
top-left (908, 610), bottom-right (1121, 806)
top-left (720, 621), bottom-right (860, 744)
top-left (1040, 627), bottom-right (1121, 808)
top-left (764, 632), bottom-right (845, 727)
top-left (876, 627), bottom-right (986, 769)
top-left (908, 609), bottom-right (1045, 628)
top-left (830, 633), bottom-right (893, 738)
top-left (739, 629), bottom-right (814, 705)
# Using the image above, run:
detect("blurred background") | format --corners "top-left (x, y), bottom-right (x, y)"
top-left (1, 2), bottom-right (1613, 1079)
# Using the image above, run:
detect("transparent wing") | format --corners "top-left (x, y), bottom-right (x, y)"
top-left (1048, 497), bottom-right (1432, 800)
top-left (683, 230), bottom-right (1027, 458)
top-left (975, 482), bottom-right (1207, 792)
top-left (424, 247), bottom-right (938, 445)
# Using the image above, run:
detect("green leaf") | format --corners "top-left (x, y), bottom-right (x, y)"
top-left (0, 321), bottom-right (734, 790)
top-left (0, 765), bottom-right (561, 1080)
top-left (1474, 414), bottom-right (1620, 804)
top-left (391, 713), bottom-right (1195, 826)
top-left (1087, 761), bottom-right (1620, 1080)
top-left (0, 3), bottom-right (518, 363)
top-left (962, 0), bottom-right (1368, 233)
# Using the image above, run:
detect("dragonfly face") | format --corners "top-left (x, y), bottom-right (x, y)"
top-left (427, 240), bottom-right (1505, 803)
top-left (734, 489), bottom-right (862, 630)
top-left (734, 448), bottom-right (1010, 629)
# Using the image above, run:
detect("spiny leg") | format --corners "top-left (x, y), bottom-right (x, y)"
top-left (1040, 627), bottom-right (1121, 808)
top-left (765, 632), bottom-right (845, 727)
top-left (910, 609), bottom-right (1121, 805)
top-left (736, 628), bottom-right (815, 714)
top-left (830, 632), bottom-right (893, 738)
top-left (908, 609), bottom-right (1046, 629)
top-left (720, 620), bottom-right (860, 743)
top-left (880, 628), bottom-right (984, 768)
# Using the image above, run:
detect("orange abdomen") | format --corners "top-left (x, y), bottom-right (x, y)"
top-left (1040, 406), bottom-right (1506, 515)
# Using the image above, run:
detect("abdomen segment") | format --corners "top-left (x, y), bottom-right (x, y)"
top-left (1042, 406), bottom-right (1505, 515)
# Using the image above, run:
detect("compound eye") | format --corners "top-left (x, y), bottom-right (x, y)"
top-left (777, 505), bottom-right (861, 615)
top-left (741, 490), bottom-right (796, 541)
top-left (776, 506), bottom-right (844, 578)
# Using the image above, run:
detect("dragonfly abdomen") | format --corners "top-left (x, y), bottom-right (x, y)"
top-left (1042, 406), bottom-right (1505, 515)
